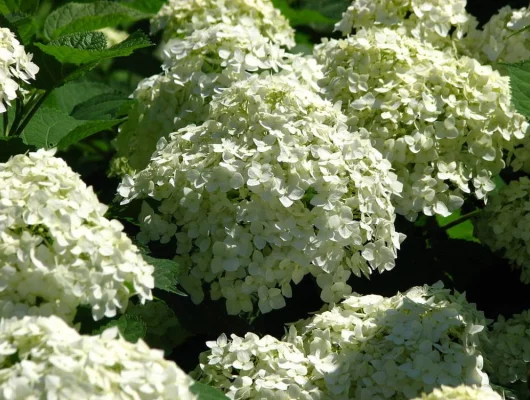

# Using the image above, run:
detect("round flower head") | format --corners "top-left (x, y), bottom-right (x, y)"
top-left (461, 6), bottom-right (530, 65)
top-left (196, 283), bottom-right (489, 399)
top-left (151, 0), bottom-right (295, 48)
top-left (118, 74), bottom-right (404, 315)
top-left (0, 149), bottom-right (154, 322)
top-left (484, 310), bottom-right (530, 399)
top-left (411, 385), bottom-right (502, 400)
top-left (0, 27), bottom-right (39, 113)
top-left (474, 177), bottom-right (530, 284)
top-left (0, 315), bottom-right (196, 399)
top-left (315, 27), bottom-right (529, 220)
top-left (335, 0), bottom-right (474, 49)
top-left (115, 23), bottom-right (322, 172)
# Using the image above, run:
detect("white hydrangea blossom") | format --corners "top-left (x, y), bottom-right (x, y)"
top-left (196, 283), bottom-right (489, 399)
top-left (335, 0), bottom-right (475, 49)
top-left (115, 23), bottom-right (322, 172)
top-left (0, 315), bottom-right (196, 399)
top-left (0, 27), bottom-right (39, 113)
top-left (411, 385), bottom-right (502, 400)
top-left (314, 27), bottom-right (529, 220)
top-left (461, 6), bottom-right (530, 65)
top-left (484, 310), bottom-right (530, 397)
top-left (474, 177), bottom-right (530, 284)
top-left (0, 149), bottom-right (154, 322)
top-left (119, 74), bottom-right (404, 315)
top-left (151, 0), bottom-right (295, 48)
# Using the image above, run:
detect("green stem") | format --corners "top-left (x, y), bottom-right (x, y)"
top-left (9, 91), bottom-right (38, 136)
top-left (440, 209), bottom-right (482, 231)
top-left (2, 107), bottom-right (8, 137)
top-left (14, 89), bottom-right (52, 137)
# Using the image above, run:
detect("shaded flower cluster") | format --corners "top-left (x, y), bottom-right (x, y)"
top-left (196, 283), bottom-right (489, 399)
top-left (119, 74), bottom-right (404, 315)
top-left (411, 385), bottom-right (502, 400)
top-left (0, 315), bottom-right (196, 399)
top-left (474, 176), bottom-right (530, 283)
top-left (0, 27), bottom-right (38, 114)
top-left (315, 27), bottom-right (528, 220)
top-left (0, 149), bottom-right (154, 322)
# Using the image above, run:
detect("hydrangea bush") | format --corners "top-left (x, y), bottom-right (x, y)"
top-left (0, 149), bottom-right (154, 322)
top-left (195, 283), bottom-right (490, 399)
top-left (315, 27), bottom-right (528, 220)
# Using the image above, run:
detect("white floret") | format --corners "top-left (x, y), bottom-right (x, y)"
top-left (411, 384), bottom-right (502, 400)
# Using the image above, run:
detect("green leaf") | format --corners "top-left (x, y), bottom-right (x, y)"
top-left (44, 1), bottom-right (149, 40)
top-left (503, 60), bottom-right (530, 120)
top-left (35, 30), bottom-right (152, 65)
top-left (295, 0), bottom-right (350, 22)
top-left (119, 0), bottom-right (165, 14)
top-left (45, 80), bottom-right (118, 114)
top-left (272, 0), bottom-right (334, 27)
top-left (126, 301), bottom-right (189, 354)
top-left (141, 254), bottom-right (183, 295)
top-left (436, 210), bottom-right (480, 243)
top-left (71, 93), bottom-right (134, 120)
top-left (0, 0), bottom-right (18, 14)
top-left (191, 382), bottom-right (230, 400)
top-left (56, 118), bottom-right (124, 149)
top-left (92, 314), bottom-right (147, 343)
top-left (0, 137), bottom-right (34, 162)
top-left (0, 12), bottom-right (36, 44)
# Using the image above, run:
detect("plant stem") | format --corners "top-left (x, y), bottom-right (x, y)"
top-left (440, 209), bottom-right (482, 231)
top-left (2, 108), bottom-right (8, 137)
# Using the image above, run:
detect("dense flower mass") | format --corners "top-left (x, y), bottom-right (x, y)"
top-left (151, 0), bottom-right (295, 48)
top-left (411, 385), bottom-right (502, 400)
top-left (474, 176), bottom-right (530, 283)
top-left (115, 23), bottom-right (322, 172)
top-left (335, 0), bottom-right (474, 49)
top-left (119, 74), bottom-right (404, 314)
top-left (315, 27), bottom-right (528, 220)
top-left (0, 27), bottom-right (38, 114)
top-left (484, 310), bottom-right (530, 398)
top-left (196, 283), bottom-right (489, 399)
top-left (461, 6), bottom-right (530, 64)
top-left (0, 149), bottom-right (154, 322)
top-left (0, 315), bottom-right (196, 399)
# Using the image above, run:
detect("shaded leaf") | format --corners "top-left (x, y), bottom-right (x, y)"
top-left (272, 0), bottom-right (334, 27)
top-left (0, 12), bottom-right (36, 44)
top-left (45, 80), bottom-right (118, 114)
top-left (436, 210), bottom-right (480, 243)
top-left (142, 254), bottom-right (183, 295)
top-left (44, 1), bottom-right (148, 40)
top-left (191, 382), bottom-right (230, 400)
top-left (0, 137), bottom-right (34, 162)
top-left (71, 93), bottom-right (134, 120)
top-left (503, 60), bottom-right (530, 120)
top-left (92, 314), bottom-right (147, 343)
top-left (119, 0), bottom-right (165, 14)
top-left (35, 30), bottom-right (152, 65)
top-left (56, 118), bottom-right (124, 149)
top-left (296, 0), bottom-right (350, 22)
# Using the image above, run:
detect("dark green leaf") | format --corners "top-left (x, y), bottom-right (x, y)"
top-left (0, 137), bottom-right (34, 162)
top-left (119, 0), bottom-right (165, 14)
top-left (272, 0), bottom-right (334, 27)
top-left (0, 12), bottom-right (36, 44)
top-left (0, 0), bottom-right (18, 14)
top-left (92, 314), bottom-right (147, 343)
top-left (126, 301), bottom-right (189, 354)
top-left (56, 118), bottom-right (124, 149)
top-left (295, 0), bottom-right (350, 22)
top-left (142, 254), bottom-right (183, 295)
top-left (436, 210), bottom-right (480, 243)
top-left (35, 30), bottom-right (152, 65)
top-left (503, 60), bottom-right (530, 120)
top-left (191, 382), bottom-right (230, 400)
top-left (71, 93), bottom-right (133, 120)
top-left (44, 1), bottom-right (149, 40)
top-left (45, 80), bottom-right (118, 114)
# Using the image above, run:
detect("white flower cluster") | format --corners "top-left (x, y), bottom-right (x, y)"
top-left (315, 27), bottom-right (529, 220)
top-left (335, 0), bottom-right (474, 49)
top-left (115, 23), bottom-right (322, 172)
top-left (119, 74), bottom-right (404, 315)
top-left (0, 149), bottom-right (154, 323)
top-left (484, 310), bottom-right (530, 396)
top-left (461, 6), bottom-right (530, 65)
top-left (196, 283), bottom-right (489, 399)
top-left (411, 385), bottom-right (502, 400)
top-left (0, 315), bottom-right (196, 399)
top-left (151, 0), bottom-right (295, 48)
top-left (0, 27), bottom-right (38, 114)
top-left (474, 176), bottom-right (530, 284)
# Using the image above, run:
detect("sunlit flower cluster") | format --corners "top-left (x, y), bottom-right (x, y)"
top-left (151, 0), bottom-right (295, 48)
top-left (484, 310), bottom-right (530, 398)
top-left (411, 385), bottom-right (502, 400)
top-left (0, 149), bottom-right (154, 323)
top-left (474, 177), bottom-right (530, 284)
top-left (0, 315), bottom-right (196, 399)
top-left (315, 27), bottom-right (529, 220)
top-left (461, 6), bottom-right (530, 64)
top-left (196, 283), bottom-right (489, 399)
top-left (335, 0), bottom-right (474, 49)
top-left (119, 74), bottom-right (404, 315)
top-left (115, 23), bottom-right (322, 172)
top-left (0, 27), bottom-right (38, 114)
